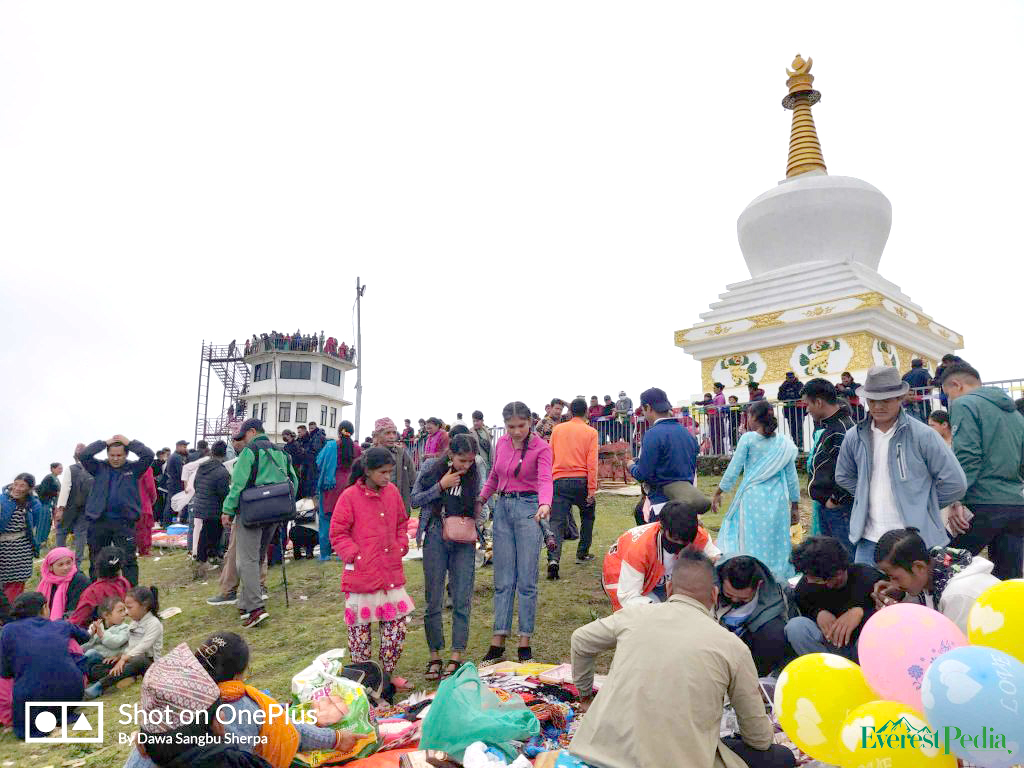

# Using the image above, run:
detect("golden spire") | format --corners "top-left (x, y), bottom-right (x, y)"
top-left (782, 54), bottom-right (827, 177)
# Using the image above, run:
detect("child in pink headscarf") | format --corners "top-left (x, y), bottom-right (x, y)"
top-left (34, 546), bottom-right (90, 622)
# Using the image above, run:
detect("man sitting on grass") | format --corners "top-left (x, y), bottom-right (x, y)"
top-left (571, 551), bottom-right (796, 768)
top-left (715, 555), bottom-right (790, 677)
top-left (601, 499), bottom-right (713, 610)
top-left (784, 536), bottom-right (884, 662)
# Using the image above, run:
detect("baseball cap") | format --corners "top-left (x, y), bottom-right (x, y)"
top-left (231, 418), bottom-right (263, 441)
top-left (175, 439), bottom-right (189, 446)
top-left (640, 387), bottom-right (672, 412)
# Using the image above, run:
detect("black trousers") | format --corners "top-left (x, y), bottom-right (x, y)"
top-left (290, 524), bottom-right (318, 559)
top-left (195, 517), bottom-right (224, 562)
top-left (94, 655), bottom-right (152, 690)
top-left (950, 504), bottom-right (1024, 580)
top-left (742, 616), bottom-right (789, 677)
top-left (722, 738), bottom-right (796, 768)
top-left (550, 477), bottom-right (596, 564)
top-left (88, 517), bottom-right (139, 586)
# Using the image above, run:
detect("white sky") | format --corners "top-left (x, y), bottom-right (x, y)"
top-left (2, 2), bottom-right (1022, 482)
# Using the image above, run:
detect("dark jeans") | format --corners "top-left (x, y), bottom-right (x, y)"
top-left (722, 738), bottom-right (797, 768)
top-left (742, 615), bottom-right (789, 677)
top-left (550, 477), bottom-right (596, 564)
top-left (950, 504), bottom-right (1024, 580)
top-left (88, 517), bottom-right (139, 586)
top-left (195, 516), bottom-right (224, 562)
top-left (817, 501), bottom-right (854, 558)
top-left (94, 655), bottom-right (152, 690)
top-left (421, 521), bottom-right (476, 652)
top-left (783, 406), bottom-right (805, 450)
top-left (290, 524), bottom-right (318, 559)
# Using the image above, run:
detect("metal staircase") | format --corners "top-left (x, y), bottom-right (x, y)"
top-left (194, 341), bottom-right (250, 443)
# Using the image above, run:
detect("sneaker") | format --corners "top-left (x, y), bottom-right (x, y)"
top-left (576, 553), bottom-right (595, 563)
top-left (547, 562), bottom-right (560, 581)
top-left (206, 591), bottom-right (237, 606)
top-left (242, 608), bottom-right (269, 628)
top-left (83, 682), bottom-right (102, 700)
top-left (517, 646), bottom-right (533, 663)
top-left (261, 585), bottom-right (269, 600)
top-left (481, 645), bottom-right (506, 664)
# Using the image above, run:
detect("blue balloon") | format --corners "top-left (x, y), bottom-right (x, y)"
top-left (921, 645), bottom-right (1024, 768)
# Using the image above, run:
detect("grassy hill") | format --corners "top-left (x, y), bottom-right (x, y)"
top-left (0, 476), bottom-right (809, 767)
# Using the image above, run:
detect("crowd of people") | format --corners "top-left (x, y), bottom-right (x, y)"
top-left (1, 360), bottom-right (1023, 768)
top-left (239, 330), bottom-right (357, 361)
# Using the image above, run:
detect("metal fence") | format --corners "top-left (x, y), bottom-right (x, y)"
top-left (399, 378), bottom-right (1024, 467)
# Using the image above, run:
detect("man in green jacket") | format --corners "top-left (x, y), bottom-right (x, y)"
top-left (221, 418), bottom-right (298, 628)
top-left (942, 362), bottom-right (1024, 580)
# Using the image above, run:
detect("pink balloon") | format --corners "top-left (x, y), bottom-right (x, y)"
top-left (857, 603), bottom-right (967, 710)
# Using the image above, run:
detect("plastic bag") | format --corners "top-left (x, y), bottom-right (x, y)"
top-left (288, 648), bottom-right (379, 765)
top-left (420, 663), bottom-right (540, 761)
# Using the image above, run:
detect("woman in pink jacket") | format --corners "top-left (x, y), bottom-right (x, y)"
top-left (329, 447), bottom-right (413, 683)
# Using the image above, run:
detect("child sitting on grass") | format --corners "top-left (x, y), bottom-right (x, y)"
top-left (85, 585), bottom-right (162, 698)
top-left (81, 596), bottom-right (131, 680)
top-left (70, 545), bottom-right (131, 627)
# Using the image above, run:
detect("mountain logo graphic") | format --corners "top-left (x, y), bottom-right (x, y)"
top-left (876, 718), bottom-right (934, 736)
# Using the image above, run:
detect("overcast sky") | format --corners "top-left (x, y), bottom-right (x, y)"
top-left (2, 1), bottom-right (1022, 482)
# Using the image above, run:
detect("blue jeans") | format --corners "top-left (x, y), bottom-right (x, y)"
top-left (854, 538), bottom-right (877, 565)
top-left (492, 494), bottom-right (542, 636)
top-left (784, 616), bottom-right (858, 661)
top-left (818, 502), bottom-right (854, 558)
top-left (318, 492), bottom-right (333, 560)
top-left (422, 520), bottom-right (477, 652)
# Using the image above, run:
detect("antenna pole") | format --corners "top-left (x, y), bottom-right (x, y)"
top-left (354, 277), bottom-right (364, 439)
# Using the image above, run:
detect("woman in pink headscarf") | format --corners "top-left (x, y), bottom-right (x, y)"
top-left (34, 546), bottom-right (90, 622)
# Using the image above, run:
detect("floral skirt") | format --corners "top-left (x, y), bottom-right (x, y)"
top-left (344, 587), bottom-right (414, 626)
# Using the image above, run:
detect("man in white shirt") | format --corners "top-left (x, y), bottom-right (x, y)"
top-left (54, 443), bottom-right (92, 564)
top-left (837, 367), bottom-right (967, 564)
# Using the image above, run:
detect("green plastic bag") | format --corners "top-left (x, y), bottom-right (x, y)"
top-left (420, 663), bottom-right (540, 760)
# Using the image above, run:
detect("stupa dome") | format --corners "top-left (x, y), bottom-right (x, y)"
top-left (737, 174), bottom-right (892, 278)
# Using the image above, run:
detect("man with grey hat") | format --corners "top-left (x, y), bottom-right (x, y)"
top-left (836, 366), bottom-right (967, 564)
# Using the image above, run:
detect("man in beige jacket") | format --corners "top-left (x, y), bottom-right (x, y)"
top-left (569, 550), bottom-right (795, 768)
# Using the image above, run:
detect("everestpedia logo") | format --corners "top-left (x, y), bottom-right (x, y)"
top-left (862, 718), bottom-right (1013, 755)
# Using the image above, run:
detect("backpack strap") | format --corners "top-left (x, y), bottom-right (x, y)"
top-left (246, 445), bottom-right (261, 490)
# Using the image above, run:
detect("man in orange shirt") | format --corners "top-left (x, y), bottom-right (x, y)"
top-left (548, 398), bottom-right (600, 580)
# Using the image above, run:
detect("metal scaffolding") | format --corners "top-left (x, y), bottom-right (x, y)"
top-left (194, 340), bottom-right (250, 444)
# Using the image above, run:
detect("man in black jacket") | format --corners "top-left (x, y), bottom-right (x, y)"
top-left (777, 372), bottom-right (806, 451)
top-left (802, 379), bottom-right (856, 557)
top-left (162, 440), bottom-right (189, 525)
top-left (80, 435), bottom-right (154, 585)
top-left (55, 445), bottom-right (94, 564)
top-left (192, 440), bottom-right (231, 577)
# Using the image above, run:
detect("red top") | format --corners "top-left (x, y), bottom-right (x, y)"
top-left (329, 479), bottom-right (409, 595)
top-left (69, 576), bottom-right (131, 627)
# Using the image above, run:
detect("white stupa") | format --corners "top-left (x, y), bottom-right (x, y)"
top-left (677, 55), bottom-right (962, 396)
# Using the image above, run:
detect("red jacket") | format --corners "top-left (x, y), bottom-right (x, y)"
top-left (329, 479), bottom-right (409, 595)
top-left (69, 576), bottom-right (131, 627)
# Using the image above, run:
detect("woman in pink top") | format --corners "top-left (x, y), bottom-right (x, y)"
top-left (422, 418), bottom-right (450, 459)
top-left (478, 401), bottom-right (553, 665)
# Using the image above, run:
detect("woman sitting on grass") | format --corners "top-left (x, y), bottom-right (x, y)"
top-left (0, 591), bottom-right (89, 740)
top-left (126, 633), bottom-right (357, 768)
top-left (85, 585), bottom-right (162, 698)
top-left (70, 545), bottom-right (132, 627)
top-left (35, 546), bottom-right (91, 622)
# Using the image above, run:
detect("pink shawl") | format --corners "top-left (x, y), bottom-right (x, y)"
top-left (36, 546), bottom-right (78, 620)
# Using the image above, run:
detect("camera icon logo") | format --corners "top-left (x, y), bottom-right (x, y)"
top-left (24, 702), bottom-right (104, 744)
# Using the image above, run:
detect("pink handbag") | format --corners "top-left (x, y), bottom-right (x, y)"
top-left (442, 515), bottom-right (477, 544)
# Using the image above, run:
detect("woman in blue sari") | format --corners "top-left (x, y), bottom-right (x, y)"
top-left (711, 400), bottom-right (800, 581)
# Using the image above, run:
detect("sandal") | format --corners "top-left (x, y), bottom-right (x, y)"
top-left (424, 660), bottom-right (443, 681)
top-left (443, 660), bottom-right (462, 678)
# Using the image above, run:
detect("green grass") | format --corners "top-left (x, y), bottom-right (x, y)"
top-left (0, 476), bottom-right (810, 767)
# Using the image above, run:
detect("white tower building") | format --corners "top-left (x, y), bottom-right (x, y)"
top-left (243, 338), bottom-right (356, 443)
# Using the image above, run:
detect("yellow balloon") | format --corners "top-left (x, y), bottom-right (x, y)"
top-left (774, 653), bottom-right (876, 764)
top-left (968, 579), bottom-right (1024, 663)
top-left (837, 700), bottom-right (957, 768)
